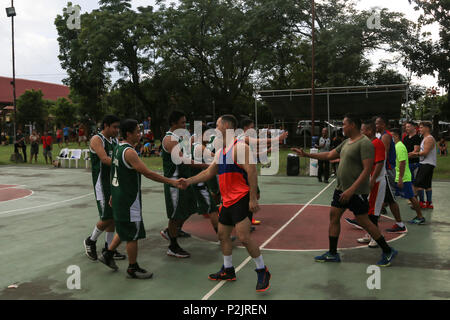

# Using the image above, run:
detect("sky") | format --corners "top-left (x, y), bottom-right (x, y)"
top-left (0, 0), bottom-right (444, 92)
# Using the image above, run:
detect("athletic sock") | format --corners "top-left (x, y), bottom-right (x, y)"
top-left (396, 222), bottom-right (405, 228)
top-left (128, 263), bottom-right (138, 270)
top-left (374, 236), bottom-right (391, 254)
top-left (223, 255), bottom-right (233, 268)
top-left (105, 232), bottom-right (114, 247)
top-left (418, 190), bottom-right (425, 202)
top-left (169, 235), bottom-right (179, 248)
top-left (253, 255), bottom-right (265, 270)
top-left (329, 236), bottom-right (338, 255)
top-left (426, 190), bottom-right (432, 203)
top-left (90, 226), bottom-right (103, 242)
top-left (368, 215), bottom-right (379, 226)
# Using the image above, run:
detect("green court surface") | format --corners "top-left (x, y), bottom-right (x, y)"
top-left (0, 165), bottom-right (449, 300)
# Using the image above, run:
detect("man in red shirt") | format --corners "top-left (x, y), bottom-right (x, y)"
top-left (56, 128), bottom-right (63, 148)
top-left (41, 131), bottom-right (53, 164)
top-left (345, 120), bottom-right (388, 247)
top-left (78, 125), bottom-right (87, 146)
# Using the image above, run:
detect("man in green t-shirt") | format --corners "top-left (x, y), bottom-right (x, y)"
top-left (98, 119), bottom-right (184, 279)
top-left (84, 115), bottom-right (126, 261)
top-left (391, 128), bottom-right (425, 224)
top-left (292, 114), bottom-right (398, 267)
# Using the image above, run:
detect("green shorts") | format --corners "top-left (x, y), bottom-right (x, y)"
top-left (164, 183), bottom-right (197, 221)
top-left (193, 183), bottom-right (218, 214)
top-left (94, 186), bottom-right (113, 221)
top-left (115, 221), bottom-right (146, 242)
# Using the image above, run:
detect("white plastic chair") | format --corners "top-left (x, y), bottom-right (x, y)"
top-left (82, 149), bottom-right (91, 169)
top-left (68, 149), bottom-right (82, 168)
top-left (57, 148), bottom-right (69, 168)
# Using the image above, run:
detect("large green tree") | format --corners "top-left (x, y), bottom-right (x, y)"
top-left (16, 90), bottom-right (48, 131)
top-left (50, 97), bottom-right (78, 127)
top-left (157, 0), bottom-right (287, 115)
top-left (259, 0), bottom-right (417, 89)
top-left (406, 0), bottom-right (449, 91)
top-left (55, 0), bottom-right (421, 131)
top-left (55, 3), bottom-right (112, 122)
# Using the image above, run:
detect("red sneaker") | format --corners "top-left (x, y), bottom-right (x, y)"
top-left (426, 202), bottom-right (434, 209)
top-left (252, 218), bottom-right (261, 225)
top-left (419, 201), bottom-right (427, 209)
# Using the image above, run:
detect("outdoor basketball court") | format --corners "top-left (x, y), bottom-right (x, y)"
top-left (0, 165), bottom-right (449, 300)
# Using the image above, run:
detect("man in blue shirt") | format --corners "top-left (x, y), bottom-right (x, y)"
top-left (63, 126), bottom-right (70, 146)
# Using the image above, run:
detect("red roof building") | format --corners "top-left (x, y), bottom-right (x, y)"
top-left (0, 76), bottom-right (70, 105)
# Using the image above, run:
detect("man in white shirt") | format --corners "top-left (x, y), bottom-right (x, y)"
top-left (316, 128), bottom-right (331, 183)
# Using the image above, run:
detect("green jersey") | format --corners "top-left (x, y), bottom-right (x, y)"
top-left (161, 131), bottom-right (192, 178)
top-left (191, 141), bottom-right (204, 176)
top-left (110, 143), bottom-right (142, 222)
top-left (90, 133), bottom-right (118, 215)
top-left (395, 141), bottom-right (412, 182)
top-left (206, 134), bottom-right (216, 152)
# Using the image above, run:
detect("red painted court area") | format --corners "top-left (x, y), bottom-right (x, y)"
top-left (183, 204), bottom-right (403, 251)
top-left (0, 185), bottom-right (33, 202)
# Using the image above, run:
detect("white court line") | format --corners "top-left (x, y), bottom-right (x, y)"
top-left (0, 193), bottom-right (93, 217)
top-left (192, 204), bottom-right (406, 252)
top-left (0, 185), bottom-right (26, 190)
top-left (201, 179), bottom-right (336, 300)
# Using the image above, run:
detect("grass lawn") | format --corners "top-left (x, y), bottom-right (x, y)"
top-left (1, 142), bottom-right (450, 180)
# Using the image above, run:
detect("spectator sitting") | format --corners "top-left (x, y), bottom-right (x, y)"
top-left (135, 138), bottom-right (143, 157)
top-left (439, 137), bottom-right (447, 156)
top-left (142, 140), bottom-right (151, 157)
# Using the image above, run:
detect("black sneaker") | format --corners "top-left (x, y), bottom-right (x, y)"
top-left (178, 230), bottom-right (191, 238)
top-left (84, 237), bottom-right (97, 261)
top-left (250, 226), bottom-right (256, 233)
top-left (167, 245), bottom-right (190, 258)
top-left (98, 250), bottom-right (119, 271)
top-left (255, 266), bottom-right (271, 292)
top-left (103, 244), bottom-right (127, 260)
top-left (113, 250), bottom-right (127, 260)
top-left (127, 265), bottom-right (153, 279)
top-left (208, 265), bottom-right (236, 281)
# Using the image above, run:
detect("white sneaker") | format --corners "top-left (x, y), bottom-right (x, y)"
top-left (368, 238), bottom-right (379, 248)
top-left (357, 234), bottom-right (371, 243)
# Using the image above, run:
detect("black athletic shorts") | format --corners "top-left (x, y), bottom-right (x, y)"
top-left (384, 169), bottom-right (397, 204)
top-left (414, 164), bottom-right (435, 189)
top-left (218, 193), bottom-right (253, 226)
top-left (331, 189), bottom-right (369, 216)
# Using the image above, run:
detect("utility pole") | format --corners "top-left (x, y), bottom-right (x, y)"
top-left (311, 0), bottom-right (316, 141)
top-left (6, 0), bottom-right (17, 142)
